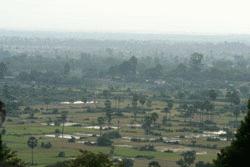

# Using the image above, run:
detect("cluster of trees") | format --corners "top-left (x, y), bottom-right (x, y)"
top-left (2, 47), bottom-right (250, 85)
top-left (142, 112), bottom-right (160, 135)
top-left (109, 56), bottom-right (138, 79)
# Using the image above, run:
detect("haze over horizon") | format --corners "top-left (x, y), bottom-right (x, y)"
top-left (1, 0), bottom-right (250, 35)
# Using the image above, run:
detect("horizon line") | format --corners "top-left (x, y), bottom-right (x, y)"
top-left (1, 28), bottom-right (250, 37)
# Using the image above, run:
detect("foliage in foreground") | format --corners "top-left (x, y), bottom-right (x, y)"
top-left (0, 139), bottom-right (26, 167)
top-left (0, 100), bottom-right (26, 167)
top-left (213, 100), bottom-right (250, 167)
top-left (47, 150), bottom-right (114, 167)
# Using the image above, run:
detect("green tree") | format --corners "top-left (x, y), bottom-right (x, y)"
top-left (54, 129), bottom-right (61, 138)
top-left (60, 111), bottom-right (68, 138)
top-left (151, 112), bottom-right (159, 125)
top-left (232, 105), bottom-right (241, 128)
top-left (132, 95), bottom-right (138, 121)
top-left (163, 107), bottom-right (171, 121)
top-left (226, 89), bottom-right (240, 106)
top-left (142, 116), bottom-right (153, 135)
top-left (97, 117), bottom-right (105, 135)
top-left (104, 100), bottom-right (112, 124)
top-left (48, 150), bottom-right (113, 167)
top-left (97, 135), bottom-right (112, 146)
top-left (146, 99), bottom-right (152, 109)
top-left (176, 151), bottom-right (196, 167)
top-left (118, 158), bottom-right (134, 167)
top-left (27, 136), bottom-right (38, 165)
top-left (189, 52), bottom-right (204, 72)
top-left (128, 56), bottom-right (138, 75)
top-left (202, 100), bottom-right (214, 121)
top-left (71, 150), bottom-right (112, 167)
top-left (213, 100), bottom-right (250, 167)
top-left (139, 96), bottom-right (146, 108)
top-left (208, 89), bottom-right (217, 101)
top-left (226, 89), bottom-right (241, 128)
top-left (148, 161), bottom-right (161, 167)
top-left (167, 100), bottom-right (174, 110)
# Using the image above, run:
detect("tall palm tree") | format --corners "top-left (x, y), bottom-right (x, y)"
top-left (132, 95), bottom-right (138, 121)
top-left (97, 117), bottom-right (105, 135)
top-left (60, 111), bottom-right (68, 138)
top-left (151, 112), bottom-right (159, 125)
top-left (104, 100), bottom-right (112, 124)
top-left (139, 96), bottom-right (146, 109)
top-left (27, 136), bottom-right (38, 165)
top-left (142, 116), bottom-right (153, 135)
top-left (117, 95), bottom-right (122, 115)
top-left (163, 107), bottom-right (170, 120)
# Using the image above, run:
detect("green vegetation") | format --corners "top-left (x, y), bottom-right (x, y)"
top-left (214, 100), bottom-right (250, 167)
top-left (1, 37), bottom-right (250, 166)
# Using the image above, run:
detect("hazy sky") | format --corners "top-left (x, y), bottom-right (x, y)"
top-left (0, 0), bottom-right (250, 34)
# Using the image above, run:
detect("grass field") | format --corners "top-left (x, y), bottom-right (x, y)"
top-left (2, 98), bottom-right (245, 167)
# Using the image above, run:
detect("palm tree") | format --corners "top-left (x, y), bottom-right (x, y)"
top-left (60, 111), bottom-right (68, 138)
top-left (117, 95), bottom-right (122, 114)
top-left (132, 95), bottom-right (138, 121)
top-left (199, 100), bottom-right (214, 121)
top-left (27, 136), bottom-right (38, 165)
top-left (208, 89), bottom-right (217, 101)
top-left (54, 129), bottom-right (60, 138)
top-left (163, 107), bottom-right (170, 120)
top-left (146, 99), bottom-right (152, 109)
top-left (142, 116), bottom-right (153, 135)
top-left (194, 101), bottom-right (204, 124)
top-left (139, 96), bottom-right (146, 109)
top-left (151, 112), bottom-right (159, 125)
top-left (233, 105), bottom-right (241, 128)
top-left (187, 105), bottom-right (194, 125)
top-left (97, 117), bottom-right (105, 135)
top-left (176, 151), bottom-right (196, 167)
top-left (180, 103), bottom-right (188, 122)
top-left (104, 100), bottom-right (112, 124)
top-left (167, 100), bottom-right (173, 111)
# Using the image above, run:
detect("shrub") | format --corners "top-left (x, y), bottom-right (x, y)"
top-left (68, 136), bottom-right (76, 143)
top-left (58, 151), bottom-right (65, 157)
top-left (41, 141), bottom-right (52, 148)
top-left (97, 135), bottom-right (112, 146)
